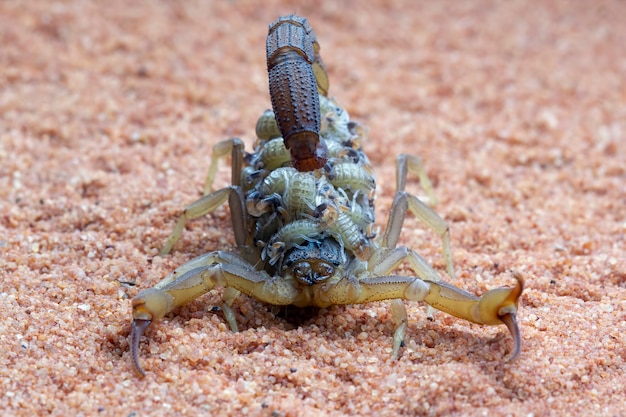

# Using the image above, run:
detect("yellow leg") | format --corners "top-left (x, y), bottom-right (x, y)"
top-left (384, 154), bottom-right (455, 281)
top-left (204, 138), bottom-right (244, 194)
top-left (390, 299), bottom-right (408, 358)
top-left (159, 187), bottom-right (233, 255)
top-left (160, 138), bottom-right (246, 256)
top-left (395, 154), bottom-right (436, 205)
top-left (220, 287), bottom-right (241, 332)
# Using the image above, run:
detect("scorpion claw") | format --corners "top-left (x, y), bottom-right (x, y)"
top-left (131, 319), bottom-right (151, 377)
top-left (500, 312), bottom-right (521, 362)
top-left (495, 272), bottom-right (524, 361)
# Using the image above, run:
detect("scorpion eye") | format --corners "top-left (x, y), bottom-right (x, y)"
top-left (314, 262), bottom-right (334, 280)
top-left (292, 260), bottom-right (335, 286)
top-left (293, 262), bottom-right (313, 285)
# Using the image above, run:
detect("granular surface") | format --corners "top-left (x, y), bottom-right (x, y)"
top-left (1, 1), bottom-right (624, 416)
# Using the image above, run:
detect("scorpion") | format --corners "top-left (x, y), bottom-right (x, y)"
top-left (130, 15), bottom-right (523, 376)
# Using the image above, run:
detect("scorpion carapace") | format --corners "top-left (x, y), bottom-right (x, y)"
top-left (267, 15), bottom-right (328, 172)
top-left (130, 14), bottom-right (524, 376)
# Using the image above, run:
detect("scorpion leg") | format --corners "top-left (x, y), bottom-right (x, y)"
top-left (318, 269), bottom-right (523, 361)
top-left (395, 154), bottom-right (436, 205)
top-left (384, 154), bottom-right (455, 280)
top-left (389, 298), bottom-right (408, 358)
top-left (160, 138), bottom-right (246, 256)
top-left (204, 137), bottom-right (245, 194)
top-left (216, 182), bottom-right (254, 333)
top-left (160, 186), bottom-right (238, 255)
top-left (131, 250), bottom-right (300, 376)
top-left (368, 246), bottom-right (442, 357)
top-left (383, 184), bottom-right (454, 322)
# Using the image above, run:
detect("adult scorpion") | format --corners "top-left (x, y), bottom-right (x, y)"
top-left (130, 15), bottom-right (523, 376)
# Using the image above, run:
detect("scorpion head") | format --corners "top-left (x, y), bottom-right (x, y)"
top-left (283, 237), bottom-right (345, 285)
top-left (291, 260), bottom-right (335, 286)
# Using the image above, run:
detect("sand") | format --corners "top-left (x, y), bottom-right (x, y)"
top-left (1, 0), bottom-right (625, 415)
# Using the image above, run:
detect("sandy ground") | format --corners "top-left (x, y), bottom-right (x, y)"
top-left (1, 0), bottom-right (625, 416)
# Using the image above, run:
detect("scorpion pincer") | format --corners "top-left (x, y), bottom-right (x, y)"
top-left (129, 15), bottom-right (524, 376)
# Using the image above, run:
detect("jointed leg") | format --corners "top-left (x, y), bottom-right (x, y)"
top-left (396, 154), bottom-right (436, 205)
top-left (384, 154), bottom-right (455, 280)
top-left (221, 287), bottom-right (242, 332)
top-left (367, 246), bottom-right (434, 347)
top-left (369, 246), bottom-right (441, 283)
top-left (204, 137), bottom-right (245, 194)
top-left (160, 186), bottom-right (236, 255)
top-left (160, 138), bottom-right (246, 256)
top-left (368, 245), bottom-right (443, 353)
top-left (375, 154), bottom-right (465, 356)
top-left (390, 299), bottom-right (408, 358)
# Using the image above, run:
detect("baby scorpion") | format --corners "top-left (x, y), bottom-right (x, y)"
top-left (130, 15), bottom-right (523, 376)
